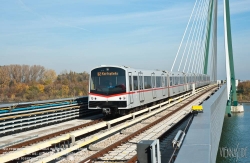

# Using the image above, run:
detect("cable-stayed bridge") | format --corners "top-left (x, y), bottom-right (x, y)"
top-left (0, 0), bottom-right (244, 163)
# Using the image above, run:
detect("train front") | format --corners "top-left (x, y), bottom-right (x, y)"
top-left (88, 66), bottom-right (127, 116)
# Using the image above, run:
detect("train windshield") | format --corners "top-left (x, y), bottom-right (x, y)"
top-left (90, 67), bottom-right (126, 95)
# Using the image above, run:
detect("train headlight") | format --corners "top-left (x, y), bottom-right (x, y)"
top-left (91, 97), bottom-right (93, 100)
top-left (123, 96), bottom-right (126, 100)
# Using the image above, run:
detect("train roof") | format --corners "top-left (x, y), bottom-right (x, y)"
top-left (91, 65), bottom-right (209, 76)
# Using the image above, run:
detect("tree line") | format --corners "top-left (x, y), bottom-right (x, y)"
top-left (0, 64), bottom-right (89, 102)
top-left (237, 80), bottom-right (250, 102)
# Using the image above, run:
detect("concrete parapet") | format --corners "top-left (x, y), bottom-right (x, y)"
top-left (175, 85), bottom-right (227, 163)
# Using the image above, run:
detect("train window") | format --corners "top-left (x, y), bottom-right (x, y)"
top-left (133, 76), bottom-right (138, 90)
top-left (170, 76), bottom-right (173, 86)
top-left (90, 67), bottom-right (126, 95)
top-left (156, 76), bottom-right (161, 87)
top-left (144, 76), bottom-right (152, 89)
top-left (165, 77), bottom-right (168, 87)
top-left (90, 77), bottom-right (98, 90)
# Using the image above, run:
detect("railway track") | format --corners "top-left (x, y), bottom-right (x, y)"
top-left (79, 85), bottom-right (217, 163)
top-left (0, 84), bottom-right (218, 163)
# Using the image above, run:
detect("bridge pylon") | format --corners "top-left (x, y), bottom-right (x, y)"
top-left (223, 0), bottom-right (243, 115)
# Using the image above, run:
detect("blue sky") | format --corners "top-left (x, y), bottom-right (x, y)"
top-left (0, 0), bottom-right (250, 80)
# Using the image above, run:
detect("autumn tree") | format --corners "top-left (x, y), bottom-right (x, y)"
top-left (0, 66), bottom-right (10, 88)
top-left (0, 64), bottom-right (89, 102)
top-left (42, 69), bottom-right (57, 85)
top-left (237, 80), bottom-right (250, 101)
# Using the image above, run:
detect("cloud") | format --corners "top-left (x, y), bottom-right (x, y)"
top-left (17, 0), bottom-right (89, 31)
top-left (58, 4), bottom-right (192, 27)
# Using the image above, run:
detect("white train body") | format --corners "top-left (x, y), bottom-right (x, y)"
top-left (88, 65), bottom-right (210, 115)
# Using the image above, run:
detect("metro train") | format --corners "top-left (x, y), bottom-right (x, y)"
top-left (88, 65), bottom-right (210, 116)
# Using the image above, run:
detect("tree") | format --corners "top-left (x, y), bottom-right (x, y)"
top-left (30, 65), bottom-right (45, 82)
top-left (42, 69), bottom-right (57, 85)
top-left (0, 64), bottom-right (90, 102)
top-left (0, 66), bottom-right (10, 88)
top-left (21, 65), bottom-right (30, 83)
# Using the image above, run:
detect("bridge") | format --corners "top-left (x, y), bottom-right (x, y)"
top-left (168, 0), bottom-right (244, 162)
top-left (0, 0), bottom-right (243, 162)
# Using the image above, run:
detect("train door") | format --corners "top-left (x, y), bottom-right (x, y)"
top-left (138, 72), bottom-right (144, 102)
top-left (161, 74), bottom-right (166, 96)
top-left (177, 76), bottom-right (180, 93)
top-left (167, 75), bottom-right (170, 97)
top-left (128, 72), bottom-right (134, 104)
top-left (184, 75), bottom-right (188, 91)
top-left (151, 73), bottom-right (156, 98)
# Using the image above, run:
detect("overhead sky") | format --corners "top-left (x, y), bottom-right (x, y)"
top-left (1, 0), bottom-right (249, 80)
